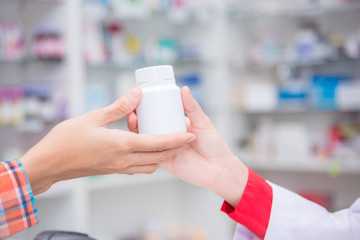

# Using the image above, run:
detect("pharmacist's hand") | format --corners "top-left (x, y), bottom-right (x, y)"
top-left (128, 86), bottom-right (248, 207)
top-left (20, 87), bottom-right (195, 196)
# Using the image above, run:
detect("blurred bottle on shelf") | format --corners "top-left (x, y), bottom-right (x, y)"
top-left (336, 82), bottom-right (360, 111)
top-left (344, 28), bottom-right (360, 59)
top-left (0, 21), bottom-right (25, 61)
top-left (84, 20), bottom-right (107, 64)
top-left (146, 38), bottom-right (178, 64)
top-left (246, 25), bottom-right (360, 68)
top-left (83, 18), bottom-right (204, 66)
top-left (0, 21), bottom-right (65, 61)
top-left (287, 26), bottom-right (329, 64)
top-left (126, 34), bottom-right (142, 61)
top-left (107, 22), bottom-right (126, 64)
top-left (32, 25), bottom-right (65, 60)
top-left (0, 84), bottom-right (67, 128)
top-left (0, 87), bottom-right (12, 126)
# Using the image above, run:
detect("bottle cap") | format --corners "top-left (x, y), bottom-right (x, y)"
top-left (135, 65), bottom-right (175, 86)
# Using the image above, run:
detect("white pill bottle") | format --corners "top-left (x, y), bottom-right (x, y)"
top-left (135, 65), bottom-right (187, 135)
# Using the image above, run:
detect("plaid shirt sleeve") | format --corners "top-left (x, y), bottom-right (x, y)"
top-left (0, 159), bottom-right (38, 239)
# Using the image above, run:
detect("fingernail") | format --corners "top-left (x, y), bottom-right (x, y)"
top-left (185, 86), bottom-right (192, 93)
top-left (128, 87), bottom-right (141, 99)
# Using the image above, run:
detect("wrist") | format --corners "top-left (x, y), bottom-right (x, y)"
top-left (210, 155), bottom-right (248, 208)
top-left (20, 144), bottom-right (59, 195)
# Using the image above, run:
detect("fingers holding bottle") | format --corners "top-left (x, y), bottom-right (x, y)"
top-left (127, 111), bottom-right (139, 133)
top-left (181, 86), bottom-right (213, 130)
top-left (99, 86), bottom-right (143, 127)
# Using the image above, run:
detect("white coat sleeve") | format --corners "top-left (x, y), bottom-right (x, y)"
top-left (221, 168), bottom-right (360, 240)
top-left (264, 183), bottom-right (360, 240)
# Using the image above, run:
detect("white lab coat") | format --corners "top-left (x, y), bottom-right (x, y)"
top-left (233, 183), bottom-right (360, 240)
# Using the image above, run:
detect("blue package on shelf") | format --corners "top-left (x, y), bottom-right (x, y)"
top-left (278, 83), bottom-right (308, 110)
top-left (178, 73), bottom-right (202, 103)
top-left (310, 75), bottom-right (352, 111)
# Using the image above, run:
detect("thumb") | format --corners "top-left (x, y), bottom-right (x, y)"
top-left (181, 86), bottom-right (212, 129)
top-left (101, 86), bottom-right (142, 126)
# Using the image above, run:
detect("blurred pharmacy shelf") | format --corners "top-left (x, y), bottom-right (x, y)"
top-left (238, 110), bottom-right (360, 115)
top-left (0, 0), bottom-right (62, 3)
top-left (83, 2), bottom-right (216, 24)
top-left (242, 58), bottom-right (360, 72)
top-left (88, 170), bottom-right (177, 192)
top-left (35, 180), bottom-right (74, 200)
top-left (86, 61), bottom-right (207, 71)
top-left (36, 171), bottom-right (177, 200)
top-left (0, 58), bottom-right (64, 65)
top-left (0, 122), bottom-right (57, 133)
top-left (228, 2), bottom-right (360, 21)
top-left (238, 152), bottom-right (360, 175)
top-left (4, 0), bottom-right (360, 239)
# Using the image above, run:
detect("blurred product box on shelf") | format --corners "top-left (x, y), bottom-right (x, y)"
top-left (0, 21), bottom-right (25, 61)
top-left (336, 82), bottom-right (360, 111)
top-left (278, 81), bottom-right (308, 110)
top-left (32, 25), bottom-right (65, 60)
top-left (0, 84), bottom-right (68, 127)
top-left (250, 120), bottom-right (312, 163)
top-left (235, 74), bottom-right (360, 112)
top-left (274, 123), bottom-right (311, 163)
top-left (178, 72), bottom-right (203, 103)
top-left (250, 118), bottom-right (274, 161)
top-left (242, 81), bottom-right (278, 112)
top-left (310, 75), bottom-right (351, 111)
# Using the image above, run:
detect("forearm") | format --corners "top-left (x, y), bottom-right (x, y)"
top-left (20, 136), bottom-right (60, 196)
top-left (209, 154), bottom-right (249, 208)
